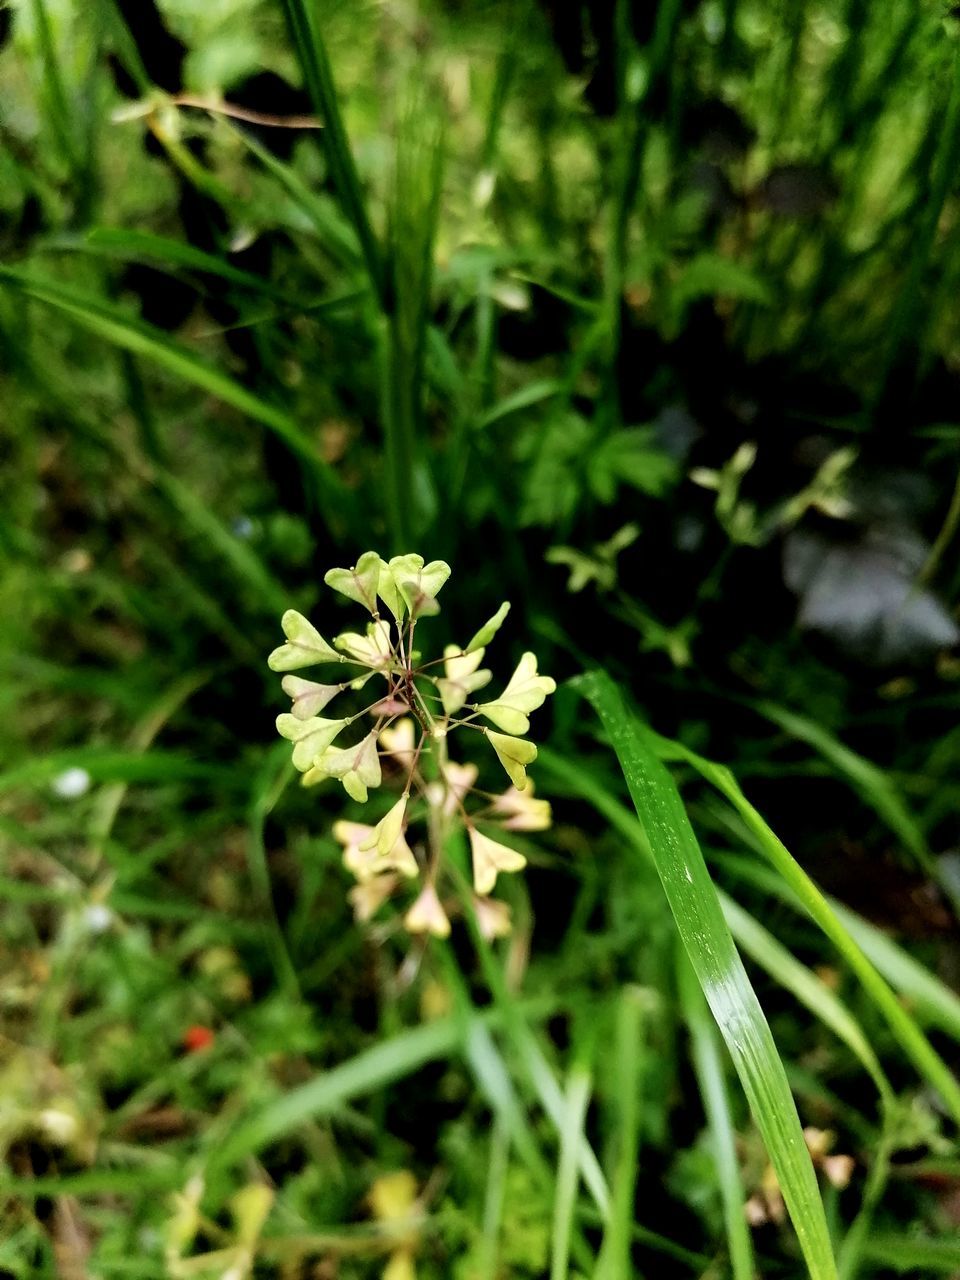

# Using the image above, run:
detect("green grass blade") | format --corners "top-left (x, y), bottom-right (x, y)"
top-left (716, 851), bottom-right (960, 1044)
top-left (153, 468), bottom-right (289, 616)
top-left (28, 0), bottom-right (78, 169)
top-left (464, 1018), bottom-right (553, 1188)
top-left (753, 699), bottom-right (943, 892)
top-left (595, 987), bottom-right (644, 1280)
top-left (478, 1116), bottom-right (511, 1280)
top-left (858, 1233), bottom-right (960, 1273)
top-left (475, 378), bottom-right (566, 430)
top-left (832, 902), bottom-right (960, 1041)
top-left (279, 0), bottom-right (385, 299)
top-left (0, 268), bottom-right (353, 520)
top-left (574, 670), bottom-right (838, 1280)
top-left (651, 732), bottom-right (960, 1124)
top-left (540, 750), bottom-right (894, 1104)
top-left (449, 864), bottom-right (611, 1217)
top-left (382, 93), bottom-right (444, 548)
top-left (550, 1059), bottom-right (593, 1280)
top-left (720, 895), bottom-right (893, 1105)
top-left (0, 748), bottom-right (234, 792)
top-left (210, 1017), bottom-right (464, 1172)
top-left (226, 120), bottom-right (363, 268)
top-left (65, 227), bottom-right (308, 304)
top-left (678, 950), bottom-right (755, 1280)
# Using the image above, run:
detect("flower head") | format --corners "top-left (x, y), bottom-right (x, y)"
top-left (267, 551), bottom-right (556, 941)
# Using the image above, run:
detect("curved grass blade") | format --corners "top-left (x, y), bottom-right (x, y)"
top-left (858, 1232), bottom-right (960, 1274)
top-left (0, 268), bottom-right (354, 520)
top-left (540, 751), bottom-right (895, 1106)
top-left (575, 671), bottom-right (837, 1280)
top-left (715, 851), bottom-right (960, 1045)
top-left (452, 877), bottom-right (611, 1216)
top-left (64, 227), bottom-right (307, 304)
top-left (720, 895), bottom-right (893, 1105)
top-left (752, 699), bottom-right (953, 910)
top-left (210, 1016), bottom-right (463, 1173)
top-left (208, 998), bottom-right (558, 1176)
top-left (647, 731), bottom-right (960, 1125)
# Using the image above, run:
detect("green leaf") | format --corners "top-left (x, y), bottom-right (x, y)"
top-left (671, 252), bottom-right (772, 313)
top-left (586, 428), bottom-right (678, 505)
top-left (574, 670), bottom-right (837, 1280)
top-left (519, 415), bottom-right (593, 527)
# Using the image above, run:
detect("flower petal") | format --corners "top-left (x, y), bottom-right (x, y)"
top-left (268, 610), bottom-right (342, 671)
top-left (404, 883), bottom-right (451, 938)
top-left (349, 874), bottom-right (399, 921)
top-left (281, 675), bottom-right (344, 720)
top-left (324, 551), bottom-right (381, 613)
top-left (305, 731), bottom-right (382, 799)
top-left (360, 795), bottom-right (408, 858)
top-left (395, 557), bottom-right (451, 616)
top-left (380, 718), bottom-right (417, 760)
top-left (335, 618), bottom-right (394, 668)
top-left (475, 702), bottom-right (529, 734)
top-left (474, 895), bottom-right (513, 939)
top-left (486, 730), bottom-right (538, 790)
top-left (469, 827), bottom-right (527, 895)
top-left (276, 714), bottom-right (347, 771)
top-left (492, 784), bottom-right (553, 831)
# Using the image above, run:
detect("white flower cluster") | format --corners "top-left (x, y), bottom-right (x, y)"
top-left (268, 552), bottom-right (556, 939)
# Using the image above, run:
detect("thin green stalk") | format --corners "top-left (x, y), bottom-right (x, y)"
top-left (478, 1117), bottom-right (511, 1280)
top-left (29, 0), bottom-right (78, 169)
top-left (595, 987), bottom-right (645, 1280)
top-left (279, 0), bottom-right (385, 301)
top-left (382, 96), bottom-right (444, 550)
top-left (551, 1057), bottom-right (594, 1280)
top-left (247, 746), bottom-right (301, 998)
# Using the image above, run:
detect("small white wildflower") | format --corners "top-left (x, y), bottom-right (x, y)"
top-left (51, 767), bottom-right (91, 799)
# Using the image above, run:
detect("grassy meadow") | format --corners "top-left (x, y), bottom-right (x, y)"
top-left (2, 1), bottom-right (960, 1276)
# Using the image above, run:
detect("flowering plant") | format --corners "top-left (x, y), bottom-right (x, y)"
top-left (267, 552), bottom-right (555, 940)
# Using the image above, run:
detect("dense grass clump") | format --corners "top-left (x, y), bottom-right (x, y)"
top-left (2, 1), bottom-right (960, 1276)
